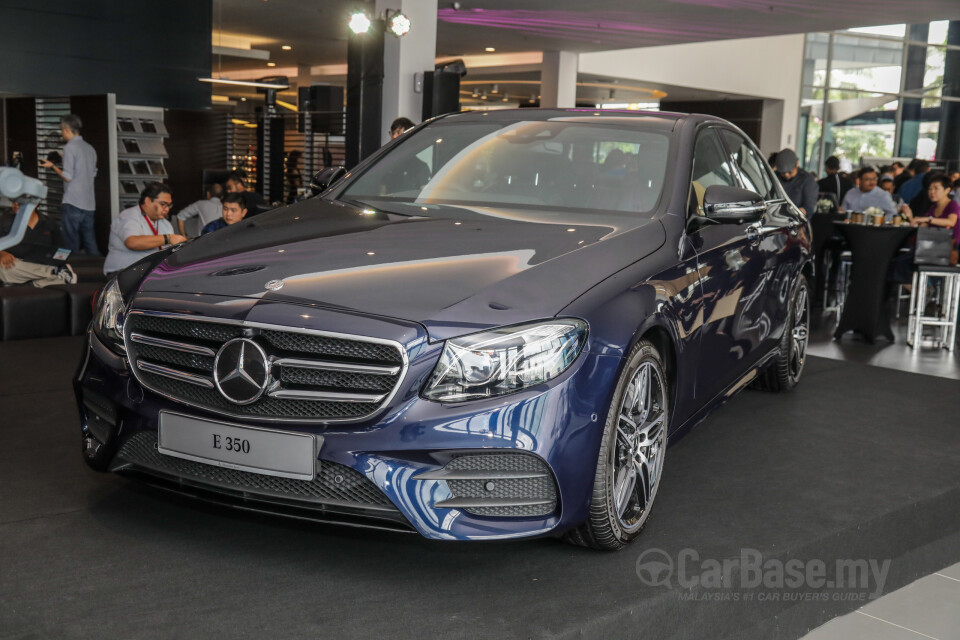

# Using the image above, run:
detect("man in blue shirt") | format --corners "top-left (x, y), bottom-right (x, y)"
top-left (40, 114), bottom-right (100, 255)
top-left (202, 193), bottom-right (248, 235)
top-left (897, 159), bottom-right (930, 204)
top-left (840, 167), bottom-right (898, 219)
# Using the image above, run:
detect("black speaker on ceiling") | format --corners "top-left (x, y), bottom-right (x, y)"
top-left (422, 71), bottom-right (461, 121)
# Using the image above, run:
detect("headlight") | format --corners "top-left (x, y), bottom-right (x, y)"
top-left (92, 278), bottom-right (126, 353)
top-left (422, 319), bottom-right (588, 402)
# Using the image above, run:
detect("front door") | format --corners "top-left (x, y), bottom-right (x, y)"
top-left (687, 127), bottom-right (769, 401)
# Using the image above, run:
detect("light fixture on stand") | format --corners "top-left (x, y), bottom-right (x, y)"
top-left (349, 11), bottom-right (372, 34)
top-left (386, 10), bottom-right (411, 37)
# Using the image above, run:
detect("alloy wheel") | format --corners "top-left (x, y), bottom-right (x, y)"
top-left (790, 286), bottom-right (809, 380)
top-left (611, 361), bottom-right (667, 533)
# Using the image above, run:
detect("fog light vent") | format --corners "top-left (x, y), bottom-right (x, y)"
top-left (415, 453), bottom-right (558, 518)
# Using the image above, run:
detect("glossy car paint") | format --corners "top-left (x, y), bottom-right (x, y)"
top-left (75, 109), bottom-right (811, 540)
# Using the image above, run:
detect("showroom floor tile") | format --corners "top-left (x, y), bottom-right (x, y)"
top-left (800, 563), bottom-right (960, 640)
top-left (808, 311), bottom-right (960, 380)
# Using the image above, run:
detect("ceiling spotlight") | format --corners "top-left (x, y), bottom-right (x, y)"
top-left (241, 97), bottom-right (247, 101)
top-left (388, 12), bottom-right (411, 37)
top-left (485, 47), bottom-right (495, 52)
top-left (348, 11), bottom-right (371, 34)
top-left (471, 88), bottom-right (479, 98)
top-left (491, 84), bottom-right (499, 94)
top-left (481, 91), bottom-right (488, 100)
top-left (266, 62), bottom-right (276, 67)
top-left (281, 45), bottom-right (292, 50)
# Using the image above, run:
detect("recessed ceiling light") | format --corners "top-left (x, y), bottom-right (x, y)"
top-left (281, 45), bottom-right (292, 50)
top-left (240, 97), bottom-right (247, 101)
top-left (266, 62), bottom-right (276, 67)
top-left (485, 47), bottom-right (495, 52)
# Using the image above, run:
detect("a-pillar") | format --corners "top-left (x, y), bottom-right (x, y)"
top-left (540, 51), bottom-right (578, 108)
top-left (376, 0), bottom-right (438, 143)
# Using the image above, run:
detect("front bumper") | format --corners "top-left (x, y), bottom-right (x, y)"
top-left (76, 322), bottom-right (619, 541)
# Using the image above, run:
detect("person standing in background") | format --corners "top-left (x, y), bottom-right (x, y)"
top-left (817, 156), bottom-right (854, 204)
top-left (774, 148), bottom-right (817, 215)
top-left (898, 159), bottom-right (930, 202)
top-left (176, 183), bottom-right (223, 237)
top-left (40, 114), bottom-right (99, 255)
top-left (225, 172), bottom-right (265, 214)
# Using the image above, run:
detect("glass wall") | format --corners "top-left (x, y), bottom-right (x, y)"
top-left (799, 21), bottom-right (960, 174)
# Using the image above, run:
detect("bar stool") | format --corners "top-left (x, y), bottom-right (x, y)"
top-left (907, 265), bottom-right (960, 351)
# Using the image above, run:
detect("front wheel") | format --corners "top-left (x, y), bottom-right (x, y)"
top-left (566, 340), bottom-right (668, 550)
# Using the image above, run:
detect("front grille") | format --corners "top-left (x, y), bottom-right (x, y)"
top-left (114, 431), bottom-right (394, 508)
top-left (261, 330), bottom-right (403, 364)
top-left (125, 312), bottom-right (406, 423)
top-left (421, 453), bottom-right (559, 518)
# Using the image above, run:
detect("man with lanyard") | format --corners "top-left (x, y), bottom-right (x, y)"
top-left (817, 156), bottom-right (854, 205)
top-left (103, 182), bottom-right (186, 275)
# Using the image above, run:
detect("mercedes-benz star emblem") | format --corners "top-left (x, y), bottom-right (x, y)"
top-left (213, 338), bottom-right (270, 405)
top-left (265, 279), bottom-right (284, 291)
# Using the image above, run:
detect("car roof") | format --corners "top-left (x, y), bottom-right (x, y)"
top-left (433, 108), bottom-right (705, 132)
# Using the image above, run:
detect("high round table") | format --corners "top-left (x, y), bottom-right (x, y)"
top-left (833, 222), bottom-right (916, 343)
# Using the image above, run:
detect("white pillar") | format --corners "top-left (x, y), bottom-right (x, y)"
top-left (376, 0), bottom-right (438, 143)
top-left (541, 51), bottom-right (578, 108)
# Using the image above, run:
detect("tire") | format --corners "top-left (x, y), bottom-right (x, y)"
top-left (755, 277), bottom-right (809, 392)
top-left (566, 339), bottom-right (669, 550)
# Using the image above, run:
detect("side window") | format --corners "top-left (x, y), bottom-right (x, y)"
top-left (720, 130), bottom-right (777, 200)
top-left (690, 128), bottom-right (737, 216)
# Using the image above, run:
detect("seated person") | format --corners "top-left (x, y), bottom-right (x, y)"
top-left (840, 167), bottom-right (898, 220)
top-left (906, 173), bottom-right (959, 244)
top-left (103, 183), bottom-right (186, 275)
top-left (225, 171), bottom-right (265, 214)
top-left (176, 183), bottom-right (223, 237)
top-left (201, 193), bottom-right (248, 234)
top-left (0, 202), bottom-right (77, 287)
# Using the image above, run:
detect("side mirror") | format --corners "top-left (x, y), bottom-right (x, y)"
top-left (309, 167), bottom-right (346, 196)
top-left (703, 185), bottom-right (766, 224)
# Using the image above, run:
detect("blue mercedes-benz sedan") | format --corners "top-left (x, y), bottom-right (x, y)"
top-left (75, 109), bottom-right (811, 549)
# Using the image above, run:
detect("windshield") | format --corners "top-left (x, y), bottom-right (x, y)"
top-left (341, 120), bottom-right (671, 215)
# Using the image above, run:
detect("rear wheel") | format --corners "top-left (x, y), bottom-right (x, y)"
top-left (567, 340), bottom-right (668, 550)
top-left (756, 277), bottom-right (809, 392)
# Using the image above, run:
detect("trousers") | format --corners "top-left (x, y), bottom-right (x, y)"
top-left (0, 259), bottom-right (63, 287)
top-left (61, 203), bottom-right (100, 255)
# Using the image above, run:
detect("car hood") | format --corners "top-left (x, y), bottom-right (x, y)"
top-left (139, 199), bottom-right (665, 339)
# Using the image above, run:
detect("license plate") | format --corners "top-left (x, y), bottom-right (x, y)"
top-left (158, 412), bottom-right (318, 481)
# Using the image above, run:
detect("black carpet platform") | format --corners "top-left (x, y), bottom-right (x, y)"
top-left (1, 337), bottom-right (958, 639)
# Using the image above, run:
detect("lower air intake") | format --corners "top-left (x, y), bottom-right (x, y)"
top-left (113, 431), bottom-right (394, 509)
